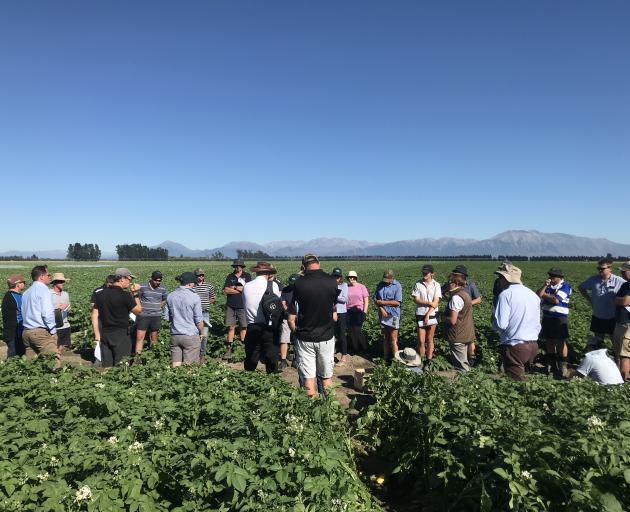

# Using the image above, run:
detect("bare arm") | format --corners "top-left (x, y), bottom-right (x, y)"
top-left (288, 313), bottom-right (296, 332)
top-left (578, 286), bottom-right (591, 305)
top-left (91, 308), bottom-right (100, 342)
top-left (616, 295), bottom-right (630, 306)
top-left (447, 309), bottom-right (459, 326)
top-left (223, 286), bottom-right (243, 295)
top-left (362, 296), bottom-right (369, 313)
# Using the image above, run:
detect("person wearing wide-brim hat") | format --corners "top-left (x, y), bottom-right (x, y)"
top-left (2, 274), bottom-right (27, 358)
top-left (50, 273), bottom-right (72, 352)
top-left (222, 259), bottom-right (252, 360)
top-left (536, 268), bottom-right (573, 378)
top-left (492, 265), bottom-right (541, 381)
top-left (394, 347), bottom-right (423, 374)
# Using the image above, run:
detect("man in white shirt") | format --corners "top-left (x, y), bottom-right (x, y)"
top-left (242, 261), bottom-right (281, 374)
top-left (574, 336), bottom-right (623, 385)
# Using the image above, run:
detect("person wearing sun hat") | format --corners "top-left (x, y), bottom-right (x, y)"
top-left (2, 274), bottom-right (27, 358)
top-left (50, 272), bottom-right (72, 352)
top-left (536, 267), bottom-right (573, 378)
top-left (492, 265), bottom-right (541, 381)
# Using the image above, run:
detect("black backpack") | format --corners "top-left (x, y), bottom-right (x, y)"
top-left (260, 280), bottom-right (285, 328)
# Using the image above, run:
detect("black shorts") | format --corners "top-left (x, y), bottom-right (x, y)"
top-left (347, 308), bottom-right (365, 327)
top-left (56, 327), bottom-right (72, 348)
top-left (136, 316), bottom-right (162, 332)
top-left (590, 316), bottom-right (615, 336)
top-left (540, 316), bottom-right (569, 341)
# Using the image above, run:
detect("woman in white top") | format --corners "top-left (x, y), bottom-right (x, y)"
top-left (412, 264), bottom-right (441, 368)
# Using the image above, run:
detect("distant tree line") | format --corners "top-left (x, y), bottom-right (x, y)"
top-left (236, 249), bottom-right (271, 260)
top-left (0, 254), bottom-right (39, 261)
top-left (116, 244), bottom-right (168, 260)
top-left (67, 243), bottom-right (101, 261)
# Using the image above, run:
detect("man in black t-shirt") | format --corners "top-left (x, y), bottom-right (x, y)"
top-left (92, 268), bottom-right (142, 367)
top-left (288, 254), bottom-right (338, 397)
top-left (613, 261), bottom-right (630, 381)
top-left (222, 259), bottom-right (252, 358)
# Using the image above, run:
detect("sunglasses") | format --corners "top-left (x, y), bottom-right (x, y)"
top-left (597, 267), bottom-right (611, 271)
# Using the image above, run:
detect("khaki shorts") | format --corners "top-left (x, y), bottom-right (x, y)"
top-left (294, 337), bottom-right (335, 380)
top-left (22, 328), bottom-right (58, 358)
top-left (225, 306), bottom-right (247, 327)
top-left (279, 319), bottom-right (291, 344)
top-left (171, 334), bottom-right (201, 364)
top-left (613, 324), bottom-right (630, 359)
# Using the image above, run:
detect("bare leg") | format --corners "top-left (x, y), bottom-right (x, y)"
top-left (227, 325), bottom-right (235, 343)
top-left (426, 325), bottom-right (437, 360)
top-left (239, 326), bottom-right (247, 342)
top-left (149, 330), bottom-right (158, 348)
top-left (135, 330), bottom-right (147, 354)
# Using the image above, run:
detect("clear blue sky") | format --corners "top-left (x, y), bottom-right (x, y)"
top-left (1, 0), bottom-right (628, 252)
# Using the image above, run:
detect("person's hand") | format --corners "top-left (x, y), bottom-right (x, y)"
top-left (379, 306), bottom-right (388, 318)
top-left (423, 314), bottom-right (430, 324)
top-left (131, 283), bottom-right (141, 293)
top-left (56, 303), bottom-right (65, 310)
top-left (545, 279), bottom-right (551, 287)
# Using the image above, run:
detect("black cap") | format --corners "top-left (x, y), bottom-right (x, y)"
top-left (288, 273), bottom-right (300, 284)
top-left (547, 268), bottom-right (564, 278)
top-left (421, 264), bottom-right (434, 274)
top-left (331, 267), bottom-right (342, 277)
top-left (179, 272), bottom-right (197, 285)
top-left (452, 265), bottom-right (468, 277)
top-left (151, 271), bottom-right (163, 279)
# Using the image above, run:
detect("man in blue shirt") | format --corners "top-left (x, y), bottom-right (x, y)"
top-left (492, 265), bottom-right (541, 381)
top-left (374, 270), bottom-right (403, 363)
top-left (536, 268), bottom-right (572, 378)
top-left (2, 274), bottom-right (26, 358)
top-left (21, 265), bottom-right (60, 365)
top-left (166, 272), bottom-right (204, 368)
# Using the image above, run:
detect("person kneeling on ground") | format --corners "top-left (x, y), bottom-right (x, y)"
top-left (571, 336), bottom-right (623, 385)
top-left (166, 272), bottom-right (204, 368)
top-left (394, 347), bottom-right (423, 374)
top-left (444, 273), bottom-right (475, 372)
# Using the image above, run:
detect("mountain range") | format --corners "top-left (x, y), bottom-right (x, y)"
top-left (155, 230), bottom-right (630, 258)
top-left (2, 231), bottom-right (628, 260)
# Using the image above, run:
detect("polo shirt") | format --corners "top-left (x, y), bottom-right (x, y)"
top-left (616, 281), bottom-right (630, 324)
top-left (412, 279), bottom-right (441, 316)
top-left (139, 281), bottom-right (168, 317)
top-left (541, 280), bottom-right (572, 318)
top-left (579, 274), bottom-right (625, 319)
top-left (374, 280), bottom-right (403, 318)
top-left (576, 349), bottom-right (624, 385)
top-left (167, 286), bottom-right (203, 336)
top-left (224, 272), bottom-right (252, 309)
top-left (243, 276), bottom-right (281, 325)
top-left (347, 283), bottom-right (368, 310)
top-left (94, 286), bottom-right (136, 331)
top-left (289, 269), bottom-right (338, 342)
top-left (492, 284), bottom-right (541, 346)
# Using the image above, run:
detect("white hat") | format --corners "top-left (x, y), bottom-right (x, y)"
top-left (394, 347), bottom-right (422, 367)
top-left (347, 270), bottom-right (358, 278)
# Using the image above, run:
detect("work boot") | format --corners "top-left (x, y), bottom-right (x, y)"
top-left (278, 359), bottom-right (288, 370)
top-left (222, 344), bottom-right (233, 361)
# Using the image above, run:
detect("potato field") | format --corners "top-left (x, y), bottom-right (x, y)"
top-left (0, 260), bottom-right (628, 511)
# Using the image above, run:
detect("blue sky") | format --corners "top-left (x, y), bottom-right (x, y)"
top-left (1, 0), bottom-right (628, 252)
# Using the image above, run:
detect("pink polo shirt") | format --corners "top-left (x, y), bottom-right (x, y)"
top-left (347, 283), bottom-right (368, 310)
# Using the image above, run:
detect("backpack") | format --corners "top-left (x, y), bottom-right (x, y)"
top-left (260, 280), bottom-right (285, 329)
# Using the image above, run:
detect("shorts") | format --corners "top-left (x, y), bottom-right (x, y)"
top-left (56, 327), bottom-right (72, 348)
top-left (347, 308), bottom-right (365, 327)
top-left (380, 315), bottom-right (400, 330)
top-left (171, 334), bottom-right (201, 364)
top-left (294, 337), bottom-right (335, 380)
top-left (279, 319), bottom-right (291, 344)
top-left (225, 306), bottom-right (247, 327)
top-left (540, 316), bottom-right (569, 341)
top-left (136, 316), bottom-right (162, 332)
top-left (416, 314), bottom-right (438, 328)
top-left (613, 324), bottom-right (630, 359)
top-left (590, 316), bottom-right (615, 336)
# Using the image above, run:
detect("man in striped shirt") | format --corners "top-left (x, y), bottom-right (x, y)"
top-left (135, 271), bottom-right (168, 355)
top-left (537, 268), bottom-right (572, 378)
top-left (193, 268), bottom-right (216, 360)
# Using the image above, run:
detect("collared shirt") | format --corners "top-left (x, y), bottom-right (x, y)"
top-left (412, 279), bottom-right (441, 316)
top-left (576, 349), bottom-right (624, 385)
top-left (166, 286), bottom-right (203, 336)
top-left (336, 283), bottom-right (348, 314)
top-left (347, 283), bottom-right (368, 310)
top-left (243, 276), bottom-right (281, 325)
top-left (579, 274), bottom-right (625, 319)
top-left (22, 281), bottom-right (57, 333)
top-left (492, 284), bottom-right (541, 346)
top-left (50, 289), bottom-right (71, 329)
top-left (224, 271), bottom-right (252, 309)
top-left (139, 281), bottom-right (168, 317)
top-left (541, 280), bottom-right (572, 318)
top-left (374, 280), bottom-right (403, 318)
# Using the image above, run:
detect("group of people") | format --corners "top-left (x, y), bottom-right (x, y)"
top-left (2, 256), bottom-right (629, 388)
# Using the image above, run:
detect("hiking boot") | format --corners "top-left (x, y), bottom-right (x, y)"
top-left (222, 345), bottom-right (233, 361)
top-left (278, 359), bottom-right (288, 370)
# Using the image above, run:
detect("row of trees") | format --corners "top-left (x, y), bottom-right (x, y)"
top-left (66, 243), bottom-right (101, 261)
top-left (116, 244), bottom-right (168, 260)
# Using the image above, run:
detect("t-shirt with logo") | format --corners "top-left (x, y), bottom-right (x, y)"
top-left (224, 272), bottom-right (252, 309)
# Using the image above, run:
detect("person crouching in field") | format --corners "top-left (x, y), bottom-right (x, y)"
top-left (536, 268), bottom-right (572, 378)
top-left (166, 272), bottom-right (204, 368)
top-left (571, 336), bottom-right (623, 385)
top-left (92, 268), bottom-right (142, 368)
top-left (444, 273), bottom-right (475, 372)
top-left (374, 270), bottom-right (403, 363)
top-left (412, 264), bottom-right (441, 369)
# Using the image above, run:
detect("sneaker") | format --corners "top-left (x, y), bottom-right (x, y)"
top-left (278, 359), bottom-right (288, 370)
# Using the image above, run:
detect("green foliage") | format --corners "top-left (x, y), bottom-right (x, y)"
top-left (357, 364), bottom-right (630, 511)
top-left (0, 350), bottom-right (378, 511)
